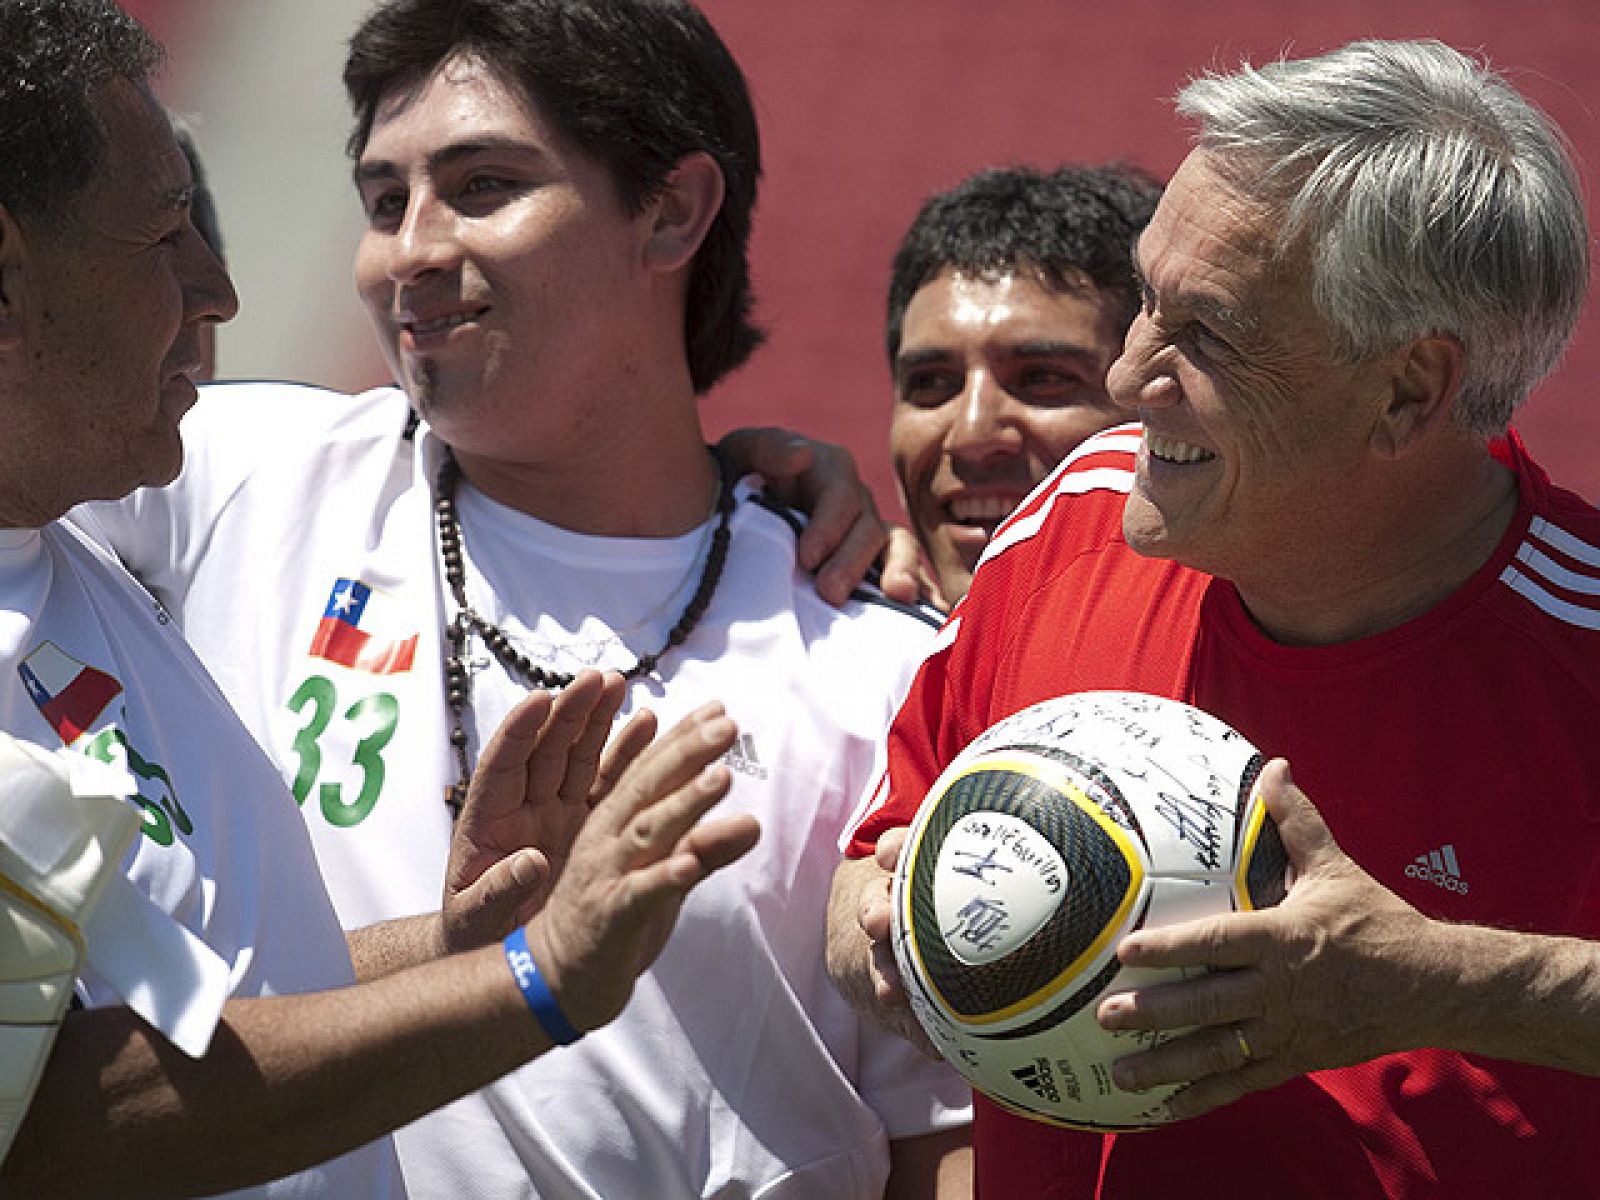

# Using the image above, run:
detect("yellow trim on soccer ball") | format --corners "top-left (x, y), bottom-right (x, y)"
top-left (1232, 783), bottom-right (1272, 911)
top-left (902, 752), bottom-right (1146, 1028)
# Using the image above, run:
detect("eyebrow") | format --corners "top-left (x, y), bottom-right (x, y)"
top-left (353, 135), bottom-right (545, 186)
top-left (895, 347), bottom-right (956, 372)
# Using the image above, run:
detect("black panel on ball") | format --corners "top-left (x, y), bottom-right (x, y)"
top-left (908, 761), bottom-right (1139, 1022)
top-left (1244, 813), bottom-right (1290, 911)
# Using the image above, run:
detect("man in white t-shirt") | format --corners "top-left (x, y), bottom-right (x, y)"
top-left (0, 5), bottom-right (760, 1197)
top-left (92, 0), bottom-right (973, 1196)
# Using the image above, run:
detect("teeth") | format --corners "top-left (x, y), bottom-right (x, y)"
top-left (408, 312), bottom-right (477, 336)
top-left (1146, 433), bottom-right (1215, 464)
top-left (949, 496), bottom-right (1021, 522)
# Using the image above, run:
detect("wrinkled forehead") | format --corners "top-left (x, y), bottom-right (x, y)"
top-left (1138, 152), bottom-right (1296, 284)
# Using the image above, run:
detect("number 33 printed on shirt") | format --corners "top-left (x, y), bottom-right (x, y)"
top-left (285, 674), bottom-right (399, 827)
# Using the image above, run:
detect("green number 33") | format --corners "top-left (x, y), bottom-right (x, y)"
top-left (285, 675), bottom-right (399, 827)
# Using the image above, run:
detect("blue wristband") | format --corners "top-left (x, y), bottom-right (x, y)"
top-left (503, 927), bottom-right (583, 1045)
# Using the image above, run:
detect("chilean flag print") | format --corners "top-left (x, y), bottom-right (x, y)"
top-left (308, 578), bottom-right (419, 675)
top-left (19, 641), bottom-right (124, 745)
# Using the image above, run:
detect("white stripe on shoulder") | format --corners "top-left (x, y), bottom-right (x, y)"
top-left (956, 423), bottom-right (1140, 594)
top-left (1500, 565), bottom-right (1600, 630)
top-left (1064, 426), bottom-right (1143, 463)
top-left (1527, 515), bottom-right (1600, 570)
top-left (981, 465), bottom-right (1133, 566)
top-left (839, 769), bottom-right (891, 852)
top-left (931, 610), bottom-right (962, 653)
top-left (1515, 541), bottom-right (1600, 597)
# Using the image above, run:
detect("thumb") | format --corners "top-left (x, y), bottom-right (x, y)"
top-left (878, 526), bottom-right (934, 608)
top-left (1259, 758), bottom-right (1342, 882)
top-left (450, 848), bottom-right (553, 949)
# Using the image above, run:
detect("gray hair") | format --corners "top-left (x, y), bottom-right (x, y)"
top-left (1177, 39), bottom-right (1590, 435)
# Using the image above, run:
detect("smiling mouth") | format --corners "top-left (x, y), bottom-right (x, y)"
top-left (941, 495), bottom-right (1024, 544)
top-left (1146, 432), bottom-right (1216, 464)
top-left (949, 495), bottom-right (1020, 523)
top-left (403, 309), bottom-right (486, 337)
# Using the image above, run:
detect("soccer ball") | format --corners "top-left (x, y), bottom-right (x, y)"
top-left (890, 691), bottom-right (1288, 1130)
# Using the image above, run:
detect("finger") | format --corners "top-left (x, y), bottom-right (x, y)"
top-left (792, 438), bottom-right (878, 589)
top-left (1117, 907), bottom-right (1272, 972)
top-left (1162, 1059), bottom-right (1297, 1120)
top-left (594, 705), bottom-right (735, 837)
top-left (619, 759), bottom-right (736, 867)
top-left (610, 804), bottom-right (756, 913)
top-left (1097, 967), bottom-right (1264, 1033)
top-left (874, 826), bottom-right (909, 872)
top-left (591, 708), bottom-right (659, 807)
top-left (715, 426), bottom-right (810, 493)
top-left (519, 671), bottom-right (609, 805)
top-left (548, 671), bottom-right (626, 809)
top-left (1110, 1019), bottom-right (1263, 1093)
top-left (869, 936), bottom-right (905, 999)
top-left (1259, 758), bottom-right (1343, 878)
top-left (469, 688), bottom-right (556, 804)
top-left (877, 526), bottom-right (930, 607)
top-left (812, 515), bottom-right (889, 608)
top-left (860, 891), bottom-right (893, 942)
top-left (866, 944), bottom-right (939, 1058)
top-left (672, 812), bottom-right (762, 878)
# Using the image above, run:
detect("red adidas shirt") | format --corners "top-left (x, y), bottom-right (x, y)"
top-left (847, 425), bottom-right (1600, 1198)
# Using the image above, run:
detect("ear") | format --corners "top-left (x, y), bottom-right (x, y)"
top-left (0, 204), bottom-right (26, 351)
top-left (1369, 333), bottom-right (1464, 458)
top-left (642, 152), bottom-right (724, 276)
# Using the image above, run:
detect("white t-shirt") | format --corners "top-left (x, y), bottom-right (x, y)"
top-left (90, 381), bottom-right (970, 1200)
top-left (0, 516), bottom-right (401, 1199)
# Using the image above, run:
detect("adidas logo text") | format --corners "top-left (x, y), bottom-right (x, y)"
top-left (721, 733), bottom-right (768, 780)
top-left (1405, 844), bottom-right (1469, 894)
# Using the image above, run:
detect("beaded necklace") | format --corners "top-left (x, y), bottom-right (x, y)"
top-left (435, 452), bottom-right (733, 815)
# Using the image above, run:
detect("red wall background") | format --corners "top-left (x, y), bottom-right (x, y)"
top-left (127, 0), bottom-right (1600, 514)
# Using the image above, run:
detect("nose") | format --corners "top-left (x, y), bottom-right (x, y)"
top-left (945, 371), bottom-right (1021, 460)
top-left (386, 190), bottom-right (461, 286)
top-left (182, 225), bottom-right (239, 327)
top-left (1107, 313), bottom-right (1179, 413)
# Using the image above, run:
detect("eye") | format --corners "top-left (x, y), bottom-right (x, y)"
top-left (899, 368), bottom-right (961, 407)
top-left (1185, 323), bottom-right (1231, 358)
top-left (1018, 367), bottom-right (1075, 390)
top-left (454, 173), bottom-right (525, 214)
top-left (1002, 364), bottom-right (1096, 408)
top-left (361, 187), bottom-right (407, 228)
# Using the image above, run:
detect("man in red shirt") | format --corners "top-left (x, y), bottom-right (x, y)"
top-left (829, 38), bottom-right (1600, 1199)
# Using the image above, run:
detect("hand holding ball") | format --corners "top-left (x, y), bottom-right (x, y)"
top-left (890, 692), bottom-right (1287, 1129)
